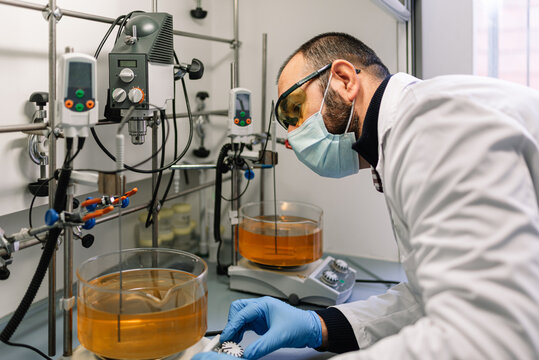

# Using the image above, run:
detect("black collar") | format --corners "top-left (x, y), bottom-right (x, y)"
top-left (352, 75), bottom-right (392, 168)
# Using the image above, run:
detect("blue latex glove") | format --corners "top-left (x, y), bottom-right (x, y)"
top-left (220, 296), bottom-right (322, 359)
top-left (192, 352), bottom-right (239, 360)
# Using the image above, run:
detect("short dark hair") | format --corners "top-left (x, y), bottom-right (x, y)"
top-left (278, 32), bottom-right (390, 89)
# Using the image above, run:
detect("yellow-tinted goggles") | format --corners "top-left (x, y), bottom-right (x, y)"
top-left (275, 63), bottom-right (331, 130)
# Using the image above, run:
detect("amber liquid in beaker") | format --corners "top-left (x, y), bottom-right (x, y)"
top-left (77, 269), bottom-right (207, 360)
top-left (239, 215), bottom-right (322, 267)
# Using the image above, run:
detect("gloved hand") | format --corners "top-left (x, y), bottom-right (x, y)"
top-left (192, 352), bottom-right (239, 360)
top-left (220, 296), bottom-right (322, 359)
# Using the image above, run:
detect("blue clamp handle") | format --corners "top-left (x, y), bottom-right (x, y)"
top-left (244, 169), bottom-right (255, 180)
top-left (85, 197), bottom-right (98, 212)
top-left (45, 209), bottom-right (59, 226)
top-left (82, 218), bottom-right (96, 230)
top-left (121, 197), bottom-right (130, 208)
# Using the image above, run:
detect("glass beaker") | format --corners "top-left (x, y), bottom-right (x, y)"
top-left (238, 201), bottom-right (323, 267)
top-left (77, 248), bottom-right (208, 360)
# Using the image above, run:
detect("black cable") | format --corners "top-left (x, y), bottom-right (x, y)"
top-left (159, 98), bottom-right (179, 209)
top-left (64, 137), bottom-right (86, 166)
top-left (94, 15), bottom-right (125, 58)
top-left (355, 279), bottom-right (400, 285)
top-left (214, 143), bottom-right (232, 275)
top-left (88, 78), bottom-right (194, 174)
top-left (220, 173), bottom-right (251, 202)
top-left (90, 118), bottom-right (170, 171)
top-left (1, 340), bottom-right (52, 360)
top-left (145, 111), bottom-right (167, 228)
top-left (28, 175), bottom-right (56, 242)
top-left (1, 167), bottom-right (71, 345)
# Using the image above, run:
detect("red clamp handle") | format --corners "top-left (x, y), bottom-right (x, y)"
top-left (82, 205), bottom-right (114, 222)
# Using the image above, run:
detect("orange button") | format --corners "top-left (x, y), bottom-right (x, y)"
top-left (234, 118), bottom-right (240, 124)
top-left (65, 99), bottom-right (74, 108)
top-left (86, 100), bottom-right (95, 109)
top-left (246, 118), bottom-right (251, 124)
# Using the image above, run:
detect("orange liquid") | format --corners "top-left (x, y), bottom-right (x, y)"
top-left (77, 269), bottom-right (207, 360)
top-left (239, 215), bottom-right (322, 266)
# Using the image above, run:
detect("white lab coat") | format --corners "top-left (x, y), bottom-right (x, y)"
top-left (332, 73), bottom-right (539, 359)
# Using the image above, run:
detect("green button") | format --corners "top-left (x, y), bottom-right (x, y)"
top-left (75, 103), bottom-right (84, 112)
top-left (340, 279), bottom-right (345, 284)
top-left (76, 89), bottom-right (85, 98)
top-left (240, 121), bottom-right (246, 126)
top-left (240, 111), bottom-right (246, 117)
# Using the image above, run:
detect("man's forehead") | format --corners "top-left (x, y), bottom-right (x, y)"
top-left (278, 53), bottom-right (310, 94)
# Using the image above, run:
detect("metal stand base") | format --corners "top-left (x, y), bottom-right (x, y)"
top-left (67, 337), bottom-right (211, 360)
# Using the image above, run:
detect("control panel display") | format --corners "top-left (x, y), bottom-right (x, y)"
top-left (65, 61), bottom-right (95, 113)
top-left (118, 59), bottom-right (137, 67)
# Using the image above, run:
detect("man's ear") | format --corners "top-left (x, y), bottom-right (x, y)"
top-left (330, 60), bottom-right (359, 102)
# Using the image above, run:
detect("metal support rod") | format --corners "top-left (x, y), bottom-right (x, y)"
top-left (47, 0), bottom-right (57, 354)
top-left (0, 123), bottom-right (48, 134)
top-left (233, 0), bottom-right (240, 87)
top-left (151, 116), bottom-right (159, 247)
top-left (63, 149), bottom-right (73, 357)
top-left (0, 0), bottom-right (234, 44)
top-left (260, 33), bottom-right (267, 203)
top-left (0, 178), bottom-right (232, 257)
top-left (152, 0), bottom-right (157, 12)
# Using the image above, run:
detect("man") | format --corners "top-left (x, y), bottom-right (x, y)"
top-left (194, 33), bottom-right (539, 359)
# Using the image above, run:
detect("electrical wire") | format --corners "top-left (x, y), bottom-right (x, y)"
top-left (1, 339), bottom-right (52, 360)
top-left (145, 111), bottom-right (167, 228)
top-left (355, 279), bottom-right (400, 285)
top-left (28, 175), bottom-right (56, 243)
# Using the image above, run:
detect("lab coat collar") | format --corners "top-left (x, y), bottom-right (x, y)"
top-left (375, 73), bottom-right (421, 179)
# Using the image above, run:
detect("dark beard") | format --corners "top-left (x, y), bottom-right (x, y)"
top-left (323, 88), bottom-right (359, 137)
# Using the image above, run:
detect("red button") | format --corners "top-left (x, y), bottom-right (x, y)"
top-left (234, 118), bottom-right (240, 124)
top-left (86, 100), bottom-right (95, 109)
top-left (65, 99), bottom-right (73, 108)
top-left (246, 118), bottom-right (251, 124)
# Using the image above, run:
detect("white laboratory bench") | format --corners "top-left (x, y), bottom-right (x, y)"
top-left (0, 254), bottom-right (406, 359)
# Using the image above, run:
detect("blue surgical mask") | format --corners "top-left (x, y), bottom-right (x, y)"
top-left (287, 74), bottom-right (360, 178)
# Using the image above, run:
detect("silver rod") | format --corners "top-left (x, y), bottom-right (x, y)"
top-left (63, 156), bottom-right (73, 357)
top-left (260, 33), bottom-right (267, 203)
top-left (96, 177), bottom-right (230, 225)
top-left (0, 0), bottom-right (234, 43)
top-left (47, 0), bottom-right (57, 354)
top-left (526, 0), bottom-right (530, 87)
top-left (0, 178), bottom-right (232, 257)
top-left (171, 164), bottom-right (216, 170)
top-left (165, 109), bottom-right (228, 119)
top-left (233, 0), bottom-right (240, 87)
top-left (151, 118), bottom-right (159, 248)
top-left (0, 123), bottom-right (48, 134)
top-left (152, 0), bottom-right (157, 12)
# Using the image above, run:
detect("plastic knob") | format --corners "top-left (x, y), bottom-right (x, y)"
top-left (128, 87), bottom-right (144, 104)
top-left (121, 197), bottom-right (130, 208)
top-left (244, 169), bottom-right (254, 180)
top-left (331, 259), bottom-right (349, 273)
top-left (219, 341), bottom-right (244, 358)
top-left (45, 209), bottom-right (59, 226)
top-left (119, 68), bottom-right (135, 83)
top-left (81, 234), bottom-right (95, 248)
top-left (321, 270), bottom-right (339, 287)
top-left (82, 218), bottom-right (96, 230)
top-left (112, 88), bottom-right (127, 103)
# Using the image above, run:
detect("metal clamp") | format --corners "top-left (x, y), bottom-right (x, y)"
top-left (59, 296), bottom-right (75, 311)
top-left (230, 39), bottom-right (242, 50)
top-left (229, 210), bottom-right (239, 225)
top-left (41, 4), bottom-right (62, 22)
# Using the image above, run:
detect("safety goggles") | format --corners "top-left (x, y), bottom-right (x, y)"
top-left (275, 63), bottom-right (332, 130)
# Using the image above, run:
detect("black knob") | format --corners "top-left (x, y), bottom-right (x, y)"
top-left (193, 147), bottom-right (210, 158)
top-left (72, 198), bottom-right (80, 210)
top-left (288, 293), bottom-right (300, 306)
top-left (196, 91), bottom-right (210, 100)
top-left (0, 267), bottom-right (10, 280)
top-left (188, 58), bottom-right (204, 80)
top-left (81, 234), bottom-right (94, 248)
top-left (190, 6), bottom-right (207, 19)
top-left (29, 92), bottom-right (49, 107)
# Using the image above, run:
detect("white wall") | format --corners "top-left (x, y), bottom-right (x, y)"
top-left (0, 0), bottom-right (407, 319)
top-left (420, 0), bottom-right (474, 78)
top-left (209, 0), bottom-right (403, 261)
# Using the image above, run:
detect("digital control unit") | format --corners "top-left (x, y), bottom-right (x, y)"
top-left (229, 88), bottom-right (253, 137)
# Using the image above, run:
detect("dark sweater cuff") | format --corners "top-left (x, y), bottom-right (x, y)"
top-left (315, 307), bottom-right (359, 354)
